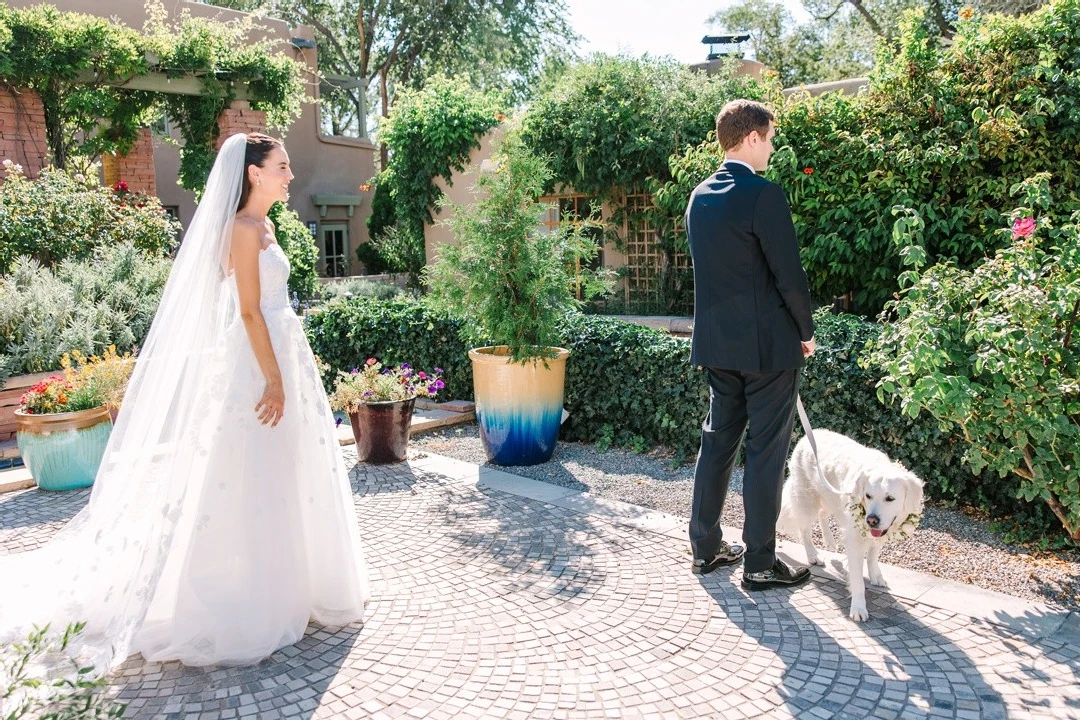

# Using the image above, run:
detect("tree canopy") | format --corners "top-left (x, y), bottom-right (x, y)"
top-left (207, 0), bottom-right (577, 138)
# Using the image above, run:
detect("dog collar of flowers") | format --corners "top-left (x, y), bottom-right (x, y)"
top-left (847, 502), bottom-right (923, 542)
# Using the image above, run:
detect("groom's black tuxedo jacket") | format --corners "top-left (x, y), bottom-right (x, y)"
top-left (685, 161), bottom-right (814, 372)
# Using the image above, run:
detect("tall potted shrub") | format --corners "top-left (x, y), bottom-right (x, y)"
top-left (425, 134), bottom-right (612, 466)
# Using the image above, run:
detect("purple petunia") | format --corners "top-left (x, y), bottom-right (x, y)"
top-left (434, 379), bottom-right (445, 389)
top-left (400, 362), bottom-right (411, 369)
top-left (434, 367), bottom-right (443, 374)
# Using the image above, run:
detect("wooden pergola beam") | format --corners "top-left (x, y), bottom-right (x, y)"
top-left (73, 70), bottom-right (254, 101)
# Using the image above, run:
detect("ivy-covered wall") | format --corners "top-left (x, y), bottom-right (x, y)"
top-left (0, 2), bottom-right (305, 189)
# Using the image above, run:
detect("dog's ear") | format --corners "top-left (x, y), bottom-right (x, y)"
top-left (901, 471), bottom-right (925, 518)
top-left (850, 468), bottom-right (868, 499)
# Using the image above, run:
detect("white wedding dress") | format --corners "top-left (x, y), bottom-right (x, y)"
top-left (0, 136), bottom-right (367, 677)
top-left (132, 243), bottom-right (368, 665)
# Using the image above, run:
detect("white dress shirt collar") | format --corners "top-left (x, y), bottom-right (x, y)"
top-left (722, 158), bottom-right (756, 174)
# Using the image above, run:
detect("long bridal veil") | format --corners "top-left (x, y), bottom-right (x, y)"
top-left (0, 134), bottom-right (249, 672)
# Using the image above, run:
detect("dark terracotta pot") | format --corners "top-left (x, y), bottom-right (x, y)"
top-left (348, 397), bottom-right (415, 464)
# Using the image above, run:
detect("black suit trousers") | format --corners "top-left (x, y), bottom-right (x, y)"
top-left (689, 367), bottom-right (801, 573)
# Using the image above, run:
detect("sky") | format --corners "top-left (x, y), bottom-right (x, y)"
top-left (563, 0), bottom-right (811, 65)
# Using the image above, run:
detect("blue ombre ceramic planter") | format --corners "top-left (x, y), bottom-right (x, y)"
top-left (15, 406), bottom-right (112, 491)
top-left (469, 346), bottom-right (569, 467)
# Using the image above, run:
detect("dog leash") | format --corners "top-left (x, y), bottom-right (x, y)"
top-left (795, 394), bottom-right (844, 496)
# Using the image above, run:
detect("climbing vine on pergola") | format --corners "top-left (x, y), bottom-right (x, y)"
top-left (0, 2), bottom-right (306, 190)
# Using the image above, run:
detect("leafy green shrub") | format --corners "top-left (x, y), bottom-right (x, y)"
top-left (871, 175), bottom-right (1080, 542)
top-left (355, 238), bottom-right (395, 275)
top-left (305, 297), bottom-right (1065, 540)
top-left (1, 622), bottom-right (125, 719)
top-left (425, 133), bottom-right (612, 362)
top-left (769, 2), bottom-right (1080, 313)
top-left (319, 278), bottom-right (403, 302)
top-left (558, 313), bottom-right (706, 457)
top-left (0, 243), bottom-right (170, 377)
top-left (361, 181), bottom-right (397, 273)
top-left (303, 297), bottom-right (474, 401)
top-left (520, 54), bottom-right (772, 203)
top-left (268, 202), bottom-right (319, 302)
top-left (0, 164), bottom-right (179, 272)
top-left (376, 75), bottom-right (505, 283)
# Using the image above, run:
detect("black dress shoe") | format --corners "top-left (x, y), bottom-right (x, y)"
top-left (691, 541), bottom-right (745, 575)
top-left (741, 559), bottom-right (811, 591)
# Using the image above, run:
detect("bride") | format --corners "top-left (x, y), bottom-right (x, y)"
top-left (0, 133), bottom-right (368, 670)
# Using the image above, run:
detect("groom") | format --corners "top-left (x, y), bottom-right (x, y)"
top-left (685, 99), bottom-right (815, 590)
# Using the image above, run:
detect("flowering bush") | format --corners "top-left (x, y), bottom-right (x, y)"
top-left (0, 162), bottom-right (179, 272)
top-left (19, 375), bottom-right (101, 415)
top-left (872, 175), bottom-right (1080, 543)
top-left (328, 359), bottom-right (444, 411)
top-left (60, 346), bottom-right (136, 412)
top-left (768, 1), bottom-right (1080, 313)
top-left (17, 345), bottom-right (135, 415)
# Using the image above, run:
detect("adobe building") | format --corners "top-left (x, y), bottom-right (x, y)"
top-left (6, 0), bottom-right (378, 278)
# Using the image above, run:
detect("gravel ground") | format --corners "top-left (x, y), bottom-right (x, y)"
top-left (412, 423), bottom-right (1080, 611)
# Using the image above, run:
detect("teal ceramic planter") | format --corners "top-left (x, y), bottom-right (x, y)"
top-left (15, 407), bottom-right (112, 491)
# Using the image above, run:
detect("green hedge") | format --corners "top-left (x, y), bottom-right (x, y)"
top-left (304, 297), bottom-right (475, 402)
top-left (305, 298), bottom-right (1063, 541)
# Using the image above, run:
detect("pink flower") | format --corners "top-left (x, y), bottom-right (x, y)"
top-left (1012, 217), bottom-right (1035, 239)
top-left (365, 358), bottom-right (378, 366)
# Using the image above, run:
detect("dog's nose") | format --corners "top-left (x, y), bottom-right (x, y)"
top-left (866, 514), bottom-right (880, 528)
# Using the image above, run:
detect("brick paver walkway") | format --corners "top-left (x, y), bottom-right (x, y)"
top-left (1, 450), bottom-right (1078, 719)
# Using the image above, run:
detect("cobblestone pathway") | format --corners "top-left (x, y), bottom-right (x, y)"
top-left (1, 452), bottom-right (1077, 719)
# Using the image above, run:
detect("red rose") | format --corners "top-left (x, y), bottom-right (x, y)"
top-left (114, 181), bottom-right (129, 193)
top-left (1012, 217), bottom-right (1036, 239)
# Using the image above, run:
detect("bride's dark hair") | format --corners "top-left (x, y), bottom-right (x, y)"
top-left (236, 133), bottom-right (283, 211)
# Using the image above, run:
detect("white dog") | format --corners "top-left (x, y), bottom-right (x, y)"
top-left (779, 429), bottom-right (924, 622)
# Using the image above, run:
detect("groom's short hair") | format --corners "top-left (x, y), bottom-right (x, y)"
top-left (716, 100), bottom-right (775, 151)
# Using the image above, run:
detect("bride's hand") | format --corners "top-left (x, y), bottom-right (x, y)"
top-left (255, 380), bottom-right (285, 427)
